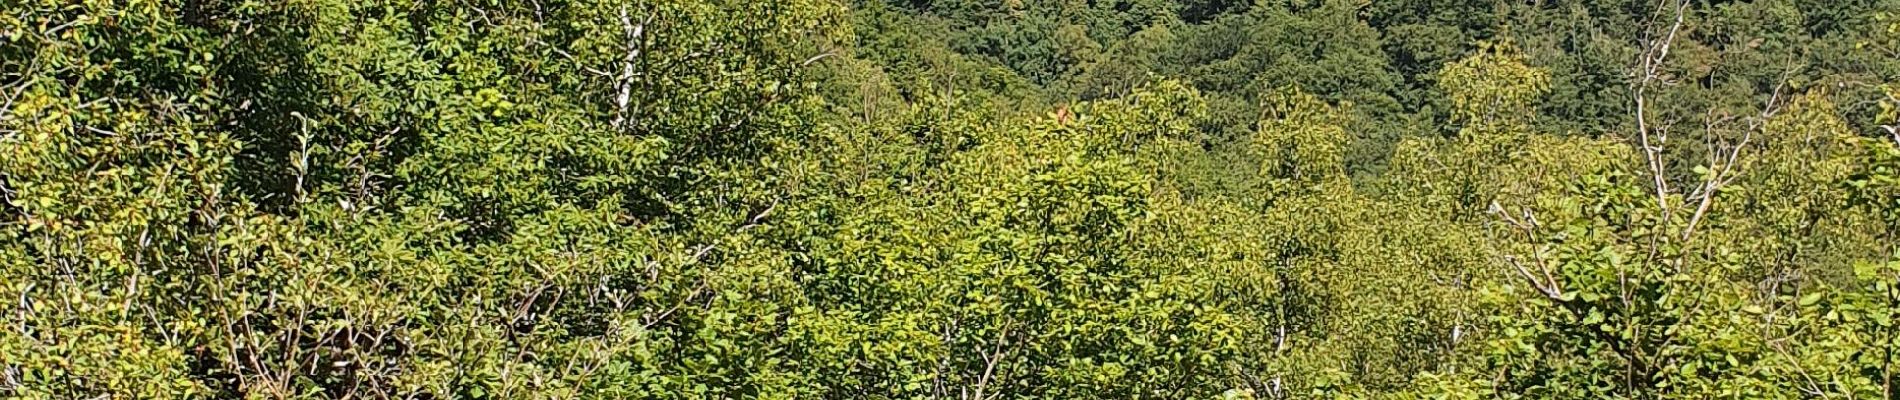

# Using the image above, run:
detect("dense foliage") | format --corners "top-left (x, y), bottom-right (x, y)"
top-left (3, 0), bottom-right (1898, 398)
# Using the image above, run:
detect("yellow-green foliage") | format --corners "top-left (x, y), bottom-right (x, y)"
top-left (5, 0), bottom-right (1900, 399)
top-left (1438, 41), bottom-right (1551, 135)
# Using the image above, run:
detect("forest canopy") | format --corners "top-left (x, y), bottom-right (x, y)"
top-left (3, 0), bottom-right (1900, 398)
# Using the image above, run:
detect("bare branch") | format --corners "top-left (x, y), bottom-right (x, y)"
top-left (1681, 72), bottom-right (1788, 242)
top-left (801, 51), bottom-right (836, 67)
top-left (1633, 0), bottom-right (1690, 220)
top-left (290, 112), bottom-right (313, 204)
top-left (1494, 202), bottom-right (1566, 300)
top-left (611, 7), bottom-right (655, 132)
top-left (969, 322), bottom-right (1014, 400)
top-left (1508, 255), bottom-right (1565, 301)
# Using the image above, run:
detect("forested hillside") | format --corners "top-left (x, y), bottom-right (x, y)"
top-left (4, 0), bottom-right (1900, 398)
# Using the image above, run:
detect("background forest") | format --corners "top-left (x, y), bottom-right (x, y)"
top-left (4, 0), bottom-right (1900, 398)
